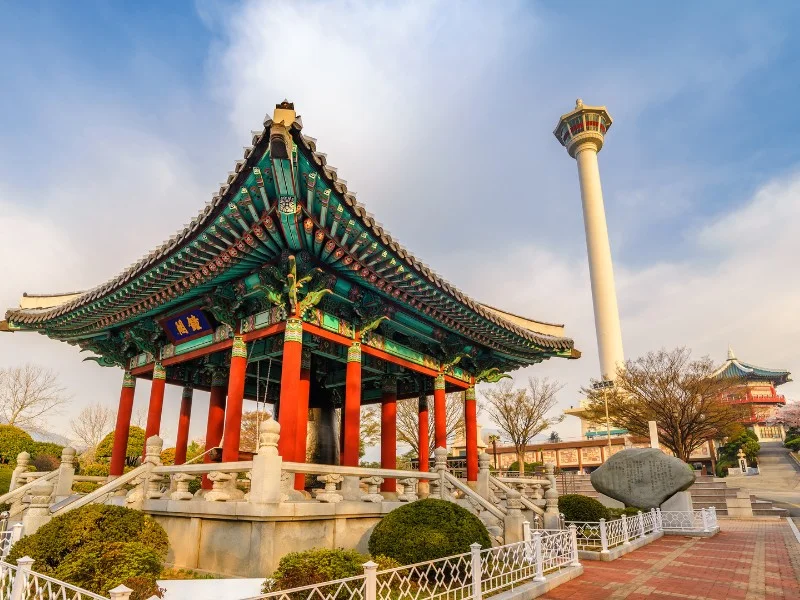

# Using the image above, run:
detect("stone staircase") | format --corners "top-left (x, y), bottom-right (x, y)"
top-left (554, 473), bottom-right (789, 517)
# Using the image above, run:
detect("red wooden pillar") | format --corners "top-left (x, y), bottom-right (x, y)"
top-left (143, 362), bottom-right (167, 456)
top-left (294, 348), bottom-right (312, 490)
top-left (222, 336), bottom-right (247, 462)
top-left (110, 371), bottom-right (136, 477)
top-left (465, 386), bottom-right (478, 483)
top-left (278, 318), bottom-right (303, 460)
top-left (174, 386), bottom-right (193, 465)
top-left (202, 372), bottom-right (227, 490)
top-left (418, 393), bottom-right (430, 473)
top-left (433, 374), bottom-right (447, 450)
top-left (380, 376), bottom-right (398, 492)
top-left (342, 342), bottom-right (362, 466)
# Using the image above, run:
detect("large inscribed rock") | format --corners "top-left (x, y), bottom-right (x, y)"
top-left (590, 448), bottom-right (694, 509)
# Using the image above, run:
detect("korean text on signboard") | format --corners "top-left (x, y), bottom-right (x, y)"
top-left (162, 309), bottom-right (213, 343)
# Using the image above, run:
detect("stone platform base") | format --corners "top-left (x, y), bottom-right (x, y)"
top-left (578, 530), bottom-right (663, 561)
top-left (489, 565), bottom-right (584, 600)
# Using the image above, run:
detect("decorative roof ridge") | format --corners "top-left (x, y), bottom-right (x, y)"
top-left (478, 303), bottom-right (565, 329)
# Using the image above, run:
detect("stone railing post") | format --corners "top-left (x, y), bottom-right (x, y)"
top-left (248, 417), bottom-right (282, 505)
top-left (599, 518), bottom-right (609, 554)
top-left (543, 463), bottom-right (560, 529)
top-left (21, 480), bottom-right (54, 535)
top-left (637, 511), bottom-right (645, 538)
top-left (568, 524), bottom-right (581, 567)
top-left (434, 447), bottom-right (448, 500)
top-left (504, 490), bottom-right (525, 543)
top-left (701, 507), bottom-right (710, 533)
top-left (397, 478), bottom-right (419, 502)
top-left (54, 447), bottom-right (76, 499)
top-left (360, 476), bottom-right (384, 503)
top-left (10, 556), bottom-right (34, 600)
top-left (126, 436), bottom-right (163, 508)
top-left (9, 452), bottom-right (30, 492)
top-left (109, 584), bottom-right (133, 600)
top-left (314, 474), bottom-right (344, 503)
top-left (621, 514), bottom-right (631, 546)
top-left (363, 560), bottom-right (378, 600)
top-left (470, 543), bottom-right (483, 600)
top-left (533, 532), bottom-right (545, 581)
top-left (477, 452), bottom-right (490, 499)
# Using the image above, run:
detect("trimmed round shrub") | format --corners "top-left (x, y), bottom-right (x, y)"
top-left (32, 453), bottom-right (60, 472)
top-left (368, 498), bottom-right (491, 564)
top-left (267, 548), bottom-right (366, 591)
top-left (96, 426), bottom-right (146, 466)
top-left (8, 504), bottom-right (169, 571)
top-left (557, 494), bottom-right (609, 522)
top-left (0, 425), bottom-right (34, 465)
top-left (0, 466), bottom-right (13, 495)
top-left (506, 461), bottom-right (542, 474)
top-left (607, 507), bottom-right (641, 519)
top-left (54, 541), bottom-right (162, 595)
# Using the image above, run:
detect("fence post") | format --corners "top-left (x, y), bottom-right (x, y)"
top-left (568, 524), bottom-right (581, 567)
top-left (656, 508), bottom-right (663, 531)
top-left (532, 532), bottom-right (545, 581)
top-left (522, 521), bottom-right (533, 562)
top-left (10, 523), bottom-right (23, 544)
top-left (637, 511), bottom-right (645, 538)
top-left (599, 518), bottom-right (609, 554)
top-left (363, 560), bottom-right (377, 600)
top-left (109, 584), bottom-right (133, 600)
top-left (559, 513), bottom-right (566, 530)
top-left (650, 508), bottom-right (658, 533)
top-left (710, 506), bottom-right (717, 528)
top-left (10, 556), bottom-right (34, 600)
top-left (621, 514), bottom-right (631, 545)
top-left (701, 508), bottom-right (710, 533)
top-left (470, 542), bottom-right (483, 600)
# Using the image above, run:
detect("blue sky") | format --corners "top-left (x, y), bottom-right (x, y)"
top-left (2, 1), bottom-right (799, 449)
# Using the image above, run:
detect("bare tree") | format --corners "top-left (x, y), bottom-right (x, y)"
top-left (0, 364), bottom-right (68, 430)
top-left (396, 392), bottom-right (464, 456)
top-left (582, 348), bottom-right (742, 462)
top-left (239, 409), bottom-right (273, 453)
top-left (360, 405), bottom-right (382, 457)
top-left (131, 406), bottom-right (148, 429)
top-left (482, 378), bottom-right (564, 475)
top-left (70, 402), bottom-right (115, 458)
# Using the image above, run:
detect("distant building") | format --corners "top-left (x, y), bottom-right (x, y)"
top-left (712, 347), bottom-right (791, 441)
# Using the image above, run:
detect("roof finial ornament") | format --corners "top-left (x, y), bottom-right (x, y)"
top-left (575, 98), bottom-right (584, 109)
top-left (727, 345), bottom-right (736, 360)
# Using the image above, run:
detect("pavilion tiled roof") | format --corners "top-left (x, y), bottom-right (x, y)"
top-left (5, 107), bottom-right (575, 356)
top-left (712, 347), bottom-right (791, 386)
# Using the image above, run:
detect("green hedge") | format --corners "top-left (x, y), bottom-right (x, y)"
top-left (558, 494), bottom-right (609, 521)
top-left (506, 461), bottom-right (542, 474)
top-left (0, 466), bottom-right (13, 495)
top-left (8, 505), bottom-right (169, 596)
top-left (368, 498), bottom-right (491, 565)
top-left (0, 425), bottom-right (34, 465)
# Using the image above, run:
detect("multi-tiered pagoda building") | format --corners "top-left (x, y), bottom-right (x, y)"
top-left (713, 347), bottom-right (791, 441)
top-left (1, 102), bottom-right (579, 491)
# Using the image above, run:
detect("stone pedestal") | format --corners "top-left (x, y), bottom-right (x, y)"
top-left (726, 492), bottom-right (753, 518)
top-left (597, 493), bottom-right (624, 509)
top-left (660, 490), bottom-right (693, 512)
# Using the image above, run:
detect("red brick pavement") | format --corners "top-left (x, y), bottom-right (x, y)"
top-left (539, 520), bottom-right (800, 600)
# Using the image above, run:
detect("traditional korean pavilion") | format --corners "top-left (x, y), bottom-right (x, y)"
top-left (1, 102), bottom-right (578, 491)
top-left (712, 347), bottom-right (791, 441)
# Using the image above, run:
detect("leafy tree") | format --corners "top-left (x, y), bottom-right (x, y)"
top-left (95, 426), bottom-right (146, 466)
top-left (160, 448), bottom-right (176, 466)
top-left (548, 431), bottom-right (561, 443)
top-left (0, 364), bottom-right (68, 429)
top-left (482, 378), bottom-right (563, 475)
top-left (360, 405), bottom-right (381, 458)
top-left (718, 428), bottom-right (760, 463)
top-left (0, 425), bottom-right (34, 465)
top-left (582, 348), bottom-right (742, 462)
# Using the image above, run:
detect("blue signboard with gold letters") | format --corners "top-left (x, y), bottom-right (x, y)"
top-left (160, 308), bottom-right (213, 343)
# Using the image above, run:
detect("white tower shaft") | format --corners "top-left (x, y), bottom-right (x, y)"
top-left (575, 143), bottom-right (624, 379)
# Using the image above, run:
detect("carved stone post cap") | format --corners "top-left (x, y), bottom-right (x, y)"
top-left (544, 462), bottom-right (555, 474)
top-left (258, 416), bottom-right (281, 452)
top-left (31, 480), bottom-right (55, 495)
top-left (145, 436), bottom-right (164, 462)
top-left (16, 451), bottom-right (30, 465)
top-left (61, 447), bottom-right (76, 462)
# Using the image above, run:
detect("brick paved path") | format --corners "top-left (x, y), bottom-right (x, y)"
top-left (540, 521), bottom-right (800, 600)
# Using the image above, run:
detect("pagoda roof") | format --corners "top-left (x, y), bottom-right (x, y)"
top-left (711, 347), bottom-right (791, 386)
top-left (3, 102), bottom-right (577, 368)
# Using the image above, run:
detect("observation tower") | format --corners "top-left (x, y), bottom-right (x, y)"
top-left (554, 99), bottom-right (624, 380)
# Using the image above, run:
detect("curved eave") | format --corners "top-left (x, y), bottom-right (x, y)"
top-left (4, 105), bottom-right (576, 360)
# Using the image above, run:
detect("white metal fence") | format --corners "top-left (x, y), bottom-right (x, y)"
top-left (568, 507), bottom-right (717, 554)
top-left (246, 528), bottom-right (578, 600)
top-left (0, 557), bottom-right (135, 600)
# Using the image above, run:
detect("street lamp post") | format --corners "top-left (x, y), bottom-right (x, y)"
top-left (593, 379), bottom-right (615, 451)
